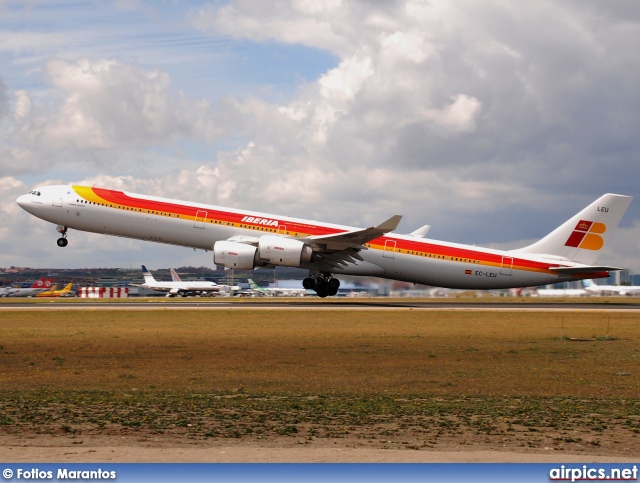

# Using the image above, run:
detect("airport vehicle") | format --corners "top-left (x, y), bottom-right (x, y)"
top-left (247, 279), bottom-right (309, 297)
top-left (16, 186), bottom-right (632, 297)
top-left (133, 265), bottom-right (227, 297)
top-left (2, 278), bottom-right (53, 297)
top-left (582, 279), bottom-right (640, 296)
top-left (35, 283), bottom-right (74, 297)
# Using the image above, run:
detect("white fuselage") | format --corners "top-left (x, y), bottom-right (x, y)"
top-left (140, 280), bottom-right (222, 293)
top-left (16, 185), bottom-right (614, 290)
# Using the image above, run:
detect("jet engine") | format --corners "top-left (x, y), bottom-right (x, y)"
top-left (258, 235), bottom-right (313, 267)
top-left (213, 241), bottom-right (260, 270)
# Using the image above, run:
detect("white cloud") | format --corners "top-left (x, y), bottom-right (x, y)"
top-left (41, 58), bottom-right (221, 149)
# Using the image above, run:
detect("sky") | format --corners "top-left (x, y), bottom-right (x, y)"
top-left (1, 0), bottom-right (639, 272)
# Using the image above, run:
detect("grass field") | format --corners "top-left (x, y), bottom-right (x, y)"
top-left (1, 307), bottom-right (639, 454)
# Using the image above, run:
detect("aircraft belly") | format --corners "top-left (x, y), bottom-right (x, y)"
top-left (62, 206), bottom-right (220, 250)
top-left (355, 250), bottom-right (556, 290)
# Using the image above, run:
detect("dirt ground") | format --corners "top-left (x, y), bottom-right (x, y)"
top-left (1, 432), bottom-right (638, 463)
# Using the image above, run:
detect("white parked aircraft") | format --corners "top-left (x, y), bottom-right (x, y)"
top-left (170, 267), bottom-right (240, 292)
top-left (16, 186), bottom-right (632, 297)
top-left (535, 286), bottom-right (587, 297)
top-left (133, 265), bottom-right (227, 297)
top-left (2, 277), bottom-right (53, 297)
top-left (247, 279), bottom-right (309, 297)
top-left (582, 279), bottom-right (640, 296)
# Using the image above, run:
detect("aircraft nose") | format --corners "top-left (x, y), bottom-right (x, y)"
top-left (16, 194), bottom-right (29, 208)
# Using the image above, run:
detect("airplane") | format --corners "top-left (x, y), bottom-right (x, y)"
top-left (581, 279), bottom-right (640, 296)
top-left (133, 265), bottom-right (228, 297)
top-left (535, 286), bottom-right (587, 297)
top-left (2, 278), bottom-right (54, 297)
top-left (35, 283), bottom-right (74, 298)
top-left (16, 185), bottom-right (632, 297)
top-left (169, 267), bottom-right (240, 294)
top-left (247, 279), bottom-right (310, 297)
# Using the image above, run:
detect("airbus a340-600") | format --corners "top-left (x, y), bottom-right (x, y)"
top-left (17, 186), bottom-right (632, 297)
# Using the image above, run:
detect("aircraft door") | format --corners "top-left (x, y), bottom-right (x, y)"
top-left (500, 256), bottom-right (513, 276)
top-left (383, 240), bottom-right (396, 259)
top-left (194, 210), bottom-right (208, 229)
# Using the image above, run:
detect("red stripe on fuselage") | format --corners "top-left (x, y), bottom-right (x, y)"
top-left (84, 187), bottom-right (556, 275)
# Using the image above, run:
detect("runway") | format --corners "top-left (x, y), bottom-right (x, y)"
top-left (2, 299), bottom-right (640, 311)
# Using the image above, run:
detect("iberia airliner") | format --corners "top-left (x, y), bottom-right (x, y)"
top-left (16, 186), bottom-right (632, 297)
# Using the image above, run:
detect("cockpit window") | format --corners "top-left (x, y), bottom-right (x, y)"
top-left (29, 191), bottom-right (41, 196)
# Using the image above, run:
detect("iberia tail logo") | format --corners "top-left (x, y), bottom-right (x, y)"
top-left (564, 220), bottom-right (606, 250)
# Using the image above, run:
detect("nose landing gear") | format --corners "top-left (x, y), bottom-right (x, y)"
top-left (56, 225), bottom-right (68, 247)
top-left (303, 273), bottom-right (340, 298)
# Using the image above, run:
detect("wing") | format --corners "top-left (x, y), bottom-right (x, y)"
top-left (306, 214), bottom-right (402, 251)
top-left (303, 214), bottom-right (402, 269)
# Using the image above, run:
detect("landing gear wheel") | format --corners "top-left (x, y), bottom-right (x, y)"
top-left (327, 278), bottom-right (340, 296)
top-left (56, 225), bottom-right (68, 247)
top-left (311, 273), bottom-right (340, 297)
top-left (315, 282), bottom-right (330, 298)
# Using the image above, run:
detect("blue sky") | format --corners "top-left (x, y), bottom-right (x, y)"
top-left (2, 0), bottom-right (639, 272)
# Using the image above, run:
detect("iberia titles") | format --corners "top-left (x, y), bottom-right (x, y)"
top-left (241, 215), bottom-right (279, 227)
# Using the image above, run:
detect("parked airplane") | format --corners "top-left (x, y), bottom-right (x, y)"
top-left (133, 265), bottom-right (227, 297)
top-left (247, 279), bottom-right (309, 297)
top-left (16, 186), bottom-right (632, 297)
top-left (2, 278), bottom-right (53, 297)
top-left (535, 286), bottom-right (587, 297)
top-left (582, 279), bottom-right (640, 296)
top-left (168, 267), bottom-right (240, 294)
top-left (35, 283), bottom-right (74, 298)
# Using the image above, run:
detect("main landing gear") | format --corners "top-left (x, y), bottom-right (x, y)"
top-left (56, 225), bottom-right (68, 247)
top-left (303, 273), bottom-right (340, 298)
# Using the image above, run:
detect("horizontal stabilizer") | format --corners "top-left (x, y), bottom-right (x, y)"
top-left (549, 265), bottom-right (624, 274)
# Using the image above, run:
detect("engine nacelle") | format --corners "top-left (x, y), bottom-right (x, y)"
top-left (213, 241), bottom-right (260, 270)
top-left (258, 235), bottom-right (313, 267)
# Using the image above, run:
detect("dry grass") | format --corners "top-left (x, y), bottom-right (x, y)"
top-left (1, 308), bottom-right (639, 455)
top-left (0, 309), bottom-right (638, 396)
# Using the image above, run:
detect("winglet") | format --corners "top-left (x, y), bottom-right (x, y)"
top-left (376, 214), bottom-right (402, 232)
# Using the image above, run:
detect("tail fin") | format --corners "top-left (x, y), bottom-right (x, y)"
top-left (248, 279), bottom-right (262, 290)
top-left (30, 277), bottom-right (49, 289)
top-left (170, 269), bottom-right (182, 282)
top-left (60, 283), bottom-right (73, 292)
top-left (516, 193), bottom-right (632, 264)
top-left (141, 265), bottom-right (156, 283)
